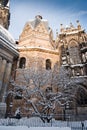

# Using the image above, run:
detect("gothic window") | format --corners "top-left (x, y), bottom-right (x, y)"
top-left (77, 88), bottom-right (87, 106)
top-left (46, 59), bottom-right (51, 70)
top-left (19, 57), bottom-right (26, 68)
top-left (68, 42), bottom-right (81, 64)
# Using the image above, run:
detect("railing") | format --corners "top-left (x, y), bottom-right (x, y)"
top-left (1, 114), bottom-right (87, 130)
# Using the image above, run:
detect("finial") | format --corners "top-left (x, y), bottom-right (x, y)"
top-left (76, 20), bottom-right (81, 30)
top-left (56, 29), bottom-right (58, 35)
top-left (35, 12), bottom-right (43, 19)
top-left (76, 20), bottom-right (79, 24)
top-left (60, 24), bottom-right (63, 27)
top-left (76, 20), bottom-right (81, 26)
top-left (70, 22), bottom-right (74, 28)
top-left (60, 24), bottom-right (64, 32)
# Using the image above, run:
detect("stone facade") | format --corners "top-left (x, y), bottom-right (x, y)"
top-left (9, 16), bottom-right (87, 120)
top-left (0, 0), bottom-right (87, 120)
top-left (18, 15), bottom-right (59, 70)
top-left (8, 16), bottom-right (60, 117)
top-left (56, 21), bottom-right (87, 118)
top-left (0, 0), bottom-right (19, 118)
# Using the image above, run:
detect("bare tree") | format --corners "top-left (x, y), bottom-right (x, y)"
top-left (7, 64), bottom-right (70, 121)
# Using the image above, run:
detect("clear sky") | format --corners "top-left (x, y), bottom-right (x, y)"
top-left (9, 0), bottom-right (87, 40)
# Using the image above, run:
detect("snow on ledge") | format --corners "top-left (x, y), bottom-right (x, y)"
top-left (0, 126), bottom-right (71, 130)
top-left (0, 25), bottom-right (15, 44)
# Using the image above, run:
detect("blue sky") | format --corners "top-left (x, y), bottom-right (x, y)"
top-left (9, 0), bottom-right (87, 39)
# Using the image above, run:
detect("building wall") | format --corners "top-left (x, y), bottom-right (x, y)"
top-left (57, 21), bottom-right (87, 116)
top-left (17, 15), bottom-right (59, 72)
top-left (7, 17), bottom-right (87, 119)
top-left (0, 26), bottom-right (19, 118)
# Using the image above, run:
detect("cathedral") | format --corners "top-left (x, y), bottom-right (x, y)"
top-left (0, 0), bottom-right (87, 120)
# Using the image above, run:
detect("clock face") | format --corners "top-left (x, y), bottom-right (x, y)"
top-left (0, 0), bottom-right (9, 7)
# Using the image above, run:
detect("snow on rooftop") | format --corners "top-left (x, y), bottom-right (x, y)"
top-left (0, 25), bottom-right (15, 44)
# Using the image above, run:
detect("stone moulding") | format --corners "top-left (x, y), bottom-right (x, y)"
top-left (17, 47), bottom-right (59, 55)
top-left (0, 37), bottom-right (19, 57)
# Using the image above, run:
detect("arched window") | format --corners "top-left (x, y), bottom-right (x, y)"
top-left (77, 88), bottom-right (87, 106)
top-left (19, 57), bottom-right (26, 68)
top-left (46, 59), bottom-right (51, 70)
top-left (68, 41), bottom-right (81, 64)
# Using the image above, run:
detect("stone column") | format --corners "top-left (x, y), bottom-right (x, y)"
top-left (0, 59), bottom-right (7, 118)
top-left (72, 69), bottom-right (75, 77)
top-left (17, 58), bottom-right (20, 68)
top-left (81, 67), bottom-right (84, 76)
top-left (0, 59), bottom-right (7, 91)
top-left (0, 57), bottom-right (2, 90)
top-left (0, 56), bottom-right (2, 70)
top-left (2, 62), bottom-right (12, 103)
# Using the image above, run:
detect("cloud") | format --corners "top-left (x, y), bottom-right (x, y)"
top-left (77, 10), bottom-right (87, 16)
top-left (69, 10), bottom-right (87, 18)
top-left (9, 1), bottom-right (87, 39)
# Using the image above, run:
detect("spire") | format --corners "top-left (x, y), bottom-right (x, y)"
top-left (70, 22), bottom-right (74, 28)
top-left (76, 20), bottom-right (81, 30)
top-left (60, 24), bottom-right (64, 32)
top-left (35, 15), bottom-right (43, 20)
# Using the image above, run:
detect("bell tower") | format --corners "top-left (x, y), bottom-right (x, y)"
top-left (0, 0), bottom-right (10, 29)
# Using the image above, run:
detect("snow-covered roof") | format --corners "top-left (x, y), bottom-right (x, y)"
top-left (24, 15), bottom-right (50, 32)
top-left (0, 25), bottom-right (15, 44)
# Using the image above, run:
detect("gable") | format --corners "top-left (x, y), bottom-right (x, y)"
top-left (35, 22), bottom-right (48, 34)
top-left (20, 24), bottom-right (33, 38)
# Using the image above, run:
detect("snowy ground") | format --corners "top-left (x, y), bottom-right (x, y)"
top-left (0, 126), bottom-right (71, 130)
top-left (0, 117), bottom-right (87, 130)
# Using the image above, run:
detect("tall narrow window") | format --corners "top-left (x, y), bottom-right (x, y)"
top-left (19, 57), bottom-right (26, 68)
top-left (68, 41), bottom-right (81, 64)
top-left (46, 59), bottom-right (51, 70)
top-left (77, 88), bottom-right (87, 106)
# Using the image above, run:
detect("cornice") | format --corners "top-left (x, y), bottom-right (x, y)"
top-left (0, 36), bottom-right (19, 57)
top-left (17, 47), bottom-right (59, 55)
